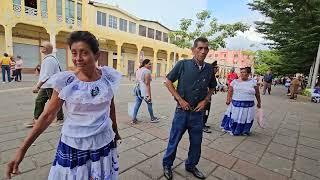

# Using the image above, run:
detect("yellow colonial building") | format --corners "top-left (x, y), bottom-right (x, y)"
top-left (0, 0), bottom-right (191, 76)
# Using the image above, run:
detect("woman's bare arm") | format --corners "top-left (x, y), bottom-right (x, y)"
top-left (254, 86), bottom-right (261, 108)
top-left (6, 91), bottom-right (63, 179)
top-left (110, 97), bottom-right (120, 142)
top-left (144, 73), bottom-right (151, 98)
top-left (226, 86), bottom-right (233, 105)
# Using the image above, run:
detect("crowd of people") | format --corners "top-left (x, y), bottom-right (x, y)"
top-left (0, 53), bottom-right (24, 83)
top-left (3, 30), bottom-right (318, 180)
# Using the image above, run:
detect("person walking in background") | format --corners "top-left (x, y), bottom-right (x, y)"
top-left (163, 37), bottom-right (216, 180)
top-left (6, 31), bottom-right (121, 180)
top-left (15, 56), bottom-right (23, 82)
top-left (131, 59), bottom-right (160, 124)
top-left (227, 67), bottom-right (238, 87)
top-left (24, 41), bottom-right (64, 127)
top-left (221, 67), bottom-right (261, 136)
top-left (285, 76), bottom-right (292, 95)
top-left (203, 61), bottom-right (219, 133)
top-left (10, 57), bottom-right (16, 82)
top-left (1, 53), bottom-right (12, 83)
top-left (262, 70), bottom-right (273, 95)
top-left (290, 76), bottom-right (301, 100)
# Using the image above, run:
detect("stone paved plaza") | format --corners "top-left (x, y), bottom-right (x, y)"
top-left (0, 75), bottom-right (320, 180)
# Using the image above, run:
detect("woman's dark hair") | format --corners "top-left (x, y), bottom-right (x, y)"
top-left (240, 67), bottom-right (252, 74)
top-left (140, 59), bottom-right (151, 68)
top-left (67, 31), bottom-right (99, 54)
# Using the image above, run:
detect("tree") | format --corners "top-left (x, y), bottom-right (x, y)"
top-left (248, 0), bottom-right (320, 75)
top-left (254, 50), bottom-right (283, 75)
top-left (170, 10), bottom-right (249, 50)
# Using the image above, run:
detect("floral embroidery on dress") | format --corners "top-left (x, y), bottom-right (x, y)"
top-left (66, 75), bottom-right (75, 85)
top-left (91, 86), bottom-right (100, 97)
top-left (72, 84), bottom-right (79, 91)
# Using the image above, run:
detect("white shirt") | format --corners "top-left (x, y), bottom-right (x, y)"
top-left (47, 66), bottom-right (122, 150)
top-left (135, 67), bottom-right (152, 97)
top-left (231, 79), bottom-right (257, 101)
top-left (39, 54), bottom-right (61, 88)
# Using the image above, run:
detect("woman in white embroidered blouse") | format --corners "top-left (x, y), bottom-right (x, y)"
top-left (6, 31), bottom-right (121, 180)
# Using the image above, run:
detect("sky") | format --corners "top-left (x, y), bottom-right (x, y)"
top-left (95, 0), bottom-right (268, 50)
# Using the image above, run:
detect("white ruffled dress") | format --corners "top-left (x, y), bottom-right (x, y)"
top-left (221, 79), bottom-right (257, 135)
top-left (46, 66), bottom-right (122, 180)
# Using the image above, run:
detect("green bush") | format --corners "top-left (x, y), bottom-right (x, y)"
top-left (301, 89), bottom-right (311, 97)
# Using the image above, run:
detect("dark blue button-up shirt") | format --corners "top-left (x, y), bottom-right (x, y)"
top-left (167, 59), bottom-right (217, 107)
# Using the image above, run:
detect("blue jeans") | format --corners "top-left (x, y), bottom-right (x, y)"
top-left (163, 108), bottom-right (204, 169)
top-left (132, 96), bottom-right (155, 120)
top-left (1, 65), bottom-right (11, 82)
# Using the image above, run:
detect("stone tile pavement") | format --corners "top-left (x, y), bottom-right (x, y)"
top-left (0, 78), bottom-right (320, 180)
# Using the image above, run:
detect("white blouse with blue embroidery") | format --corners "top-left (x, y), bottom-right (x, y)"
top-left (231, 79), bottom-right (257, 101)
top-left (47, 66), bottom-right (122, 150)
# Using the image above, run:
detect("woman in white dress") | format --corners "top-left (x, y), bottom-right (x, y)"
top-left (220, 67), bottom-right (261, 136)
top-left (6, 31), bottom-right (121, 179)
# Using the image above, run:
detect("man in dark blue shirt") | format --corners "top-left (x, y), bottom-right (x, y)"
top-left (263, 70), bottom-right (273, 95)
top-left (162, 37), bottom-right (216, 180)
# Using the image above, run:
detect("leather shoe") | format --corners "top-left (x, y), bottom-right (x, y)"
top-left (186, 167), bottom-right (205, 179)
top-left (163, 166), bottom-right (173, 180)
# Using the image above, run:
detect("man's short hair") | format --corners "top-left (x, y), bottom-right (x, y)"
top-left (3, 53), bottom-right (8, 57)
top-left (193, 37), bottom-right (209, 48)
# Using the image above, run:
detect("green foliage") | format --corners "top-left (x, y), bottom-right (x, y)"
top-left (248, 0), bottom-right (320, 75)
top-left (169, 10), bottom-right (249, 50)
top-left (254, 50), bottom-right (283, 75)
top-left (301, 89), bottom-right (312, 97)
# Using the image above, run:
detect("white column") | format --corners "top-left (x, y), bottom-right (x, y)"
top-left (153, 49), bottom-right (158, 77)
top-left (136, 45), bottom-right (142, 70)
top-left (4, 25), bottom-right (13, 56)
top-left (116, 42), bottom-right (123, 72)
top-left (166, 52), bottom-right (171, 74)
top-left (308, 60), bottom-right (315, 87)
top-left (74, 0), bottom-right (77, 26)
top-left (50, 32), bottom-right (57, 55)
top-left (311, 42), bottom-right (320, 89)
top-left (37, 0), bottom-right (41, 17)
top-left (62, 0), bottom-right (66, 23)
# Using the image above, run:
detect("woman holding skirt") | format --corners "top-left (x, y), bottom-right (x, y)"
top-left (6, 31), bottom-right (121, 179)
top-left (220, 67), bottom-right (261, 136)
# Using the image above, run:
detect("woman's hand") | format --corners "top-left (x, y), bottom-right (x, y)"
top-left (6, 149), bottom-right (26, 179)
top-left (145, 96), bottom-right (152, 103)
top-left (226, 99), bottom-right (231, 105)
top-left (257, 102), bottom-right (261, 109)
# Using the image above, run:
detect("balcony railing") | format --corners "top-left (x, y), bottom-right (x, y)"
top-left (25, 6), bottom-right (38, 16)
top-left (11, 3), bottom-right (82, 27)
top-left (77, 19), bottom-right (82, 27)
top-left (13, 3), bottom-right (21, 16)
top-left (57, 15), bottom-right (63, 22)
top-left (41, 10), bottom-right (48, 18)
top-left (66, 17), bottom-right (75, 24)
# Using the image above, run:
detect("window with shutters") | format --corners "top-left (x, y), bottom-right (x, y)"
top-left (148, 28), bottom-right (154, 39)
top-left (119, 18), bottom-right (127, 32)
top-left (139, 25), bottom-right (146, 37)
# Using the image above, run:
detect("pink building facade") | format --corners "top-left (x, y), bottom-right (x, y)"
top-left (206, 50), bottom-right (254, 78)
